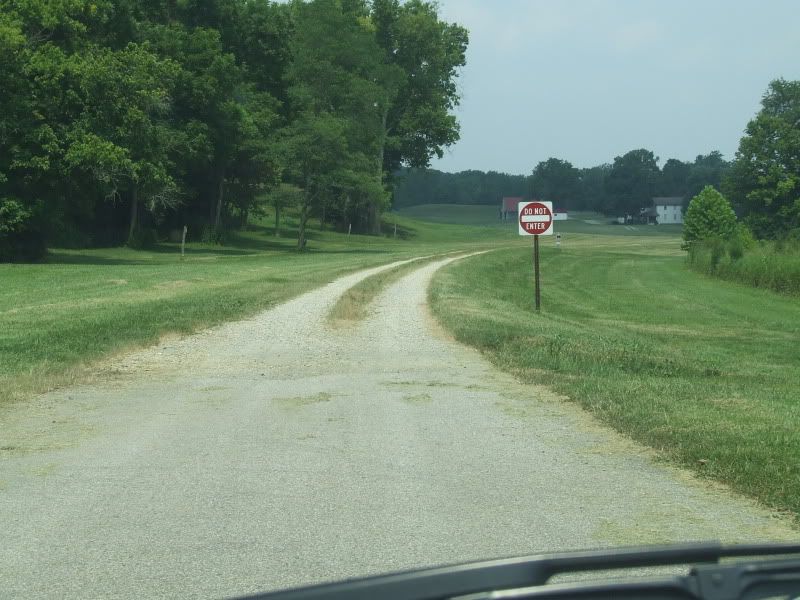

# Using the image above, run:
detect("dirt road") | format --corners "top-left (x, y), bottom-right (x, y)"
top-left (1, 255), bottom-right (795, 599)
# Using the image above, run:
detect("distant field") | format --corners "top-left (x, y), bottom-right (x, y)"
top-left (430, 234), bottom-right (800, 521)
top-left (0, 212), bottom-right (510, 406)
top-left (397, 203), bottom-right (683, 237)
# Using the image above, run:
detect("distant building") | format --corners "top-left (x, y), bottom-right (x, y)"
top-left (638, 197), bottom-right (684, 224)
top-left (553, 208), bottom-right (568, 221)
top-left (640, 206), bottom-right (659, 224)
top-left (652, 197), bottom-right (684, 224)
top-left (500, 197), bottom-right (523, 221)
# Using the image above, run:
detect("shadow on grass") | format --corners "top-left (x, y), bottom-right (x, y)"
top-left (45, 251), bottom-right (156, 265)
top-left (38, 216), bottom-right (427, 266)
top-left (45, 245), bottom-right (256, 265)
top-left (379, 222), bottom-right (417, 240)
top-left (44, 234), bottom-right (397, 265)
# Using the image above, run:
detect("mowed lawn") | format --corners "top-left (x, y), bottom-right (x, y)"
top-left (430, 233), bottom-right (800, 521)
top-left (0, 213), bottom-right (511, 406)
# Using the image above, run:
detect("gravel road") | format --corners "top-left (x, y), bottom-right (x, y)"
top-left (1, 255), bottom-right (796, 599)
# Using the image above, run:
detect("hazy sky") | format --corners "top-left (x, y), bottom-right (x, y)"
top-left (430, 0), bottom-right (800, 175)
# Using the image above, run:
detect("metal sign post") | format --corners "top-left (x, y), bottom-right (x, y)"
top-left (518, 201), bottom-right (554, 312)
top-left (533, 235), bottom-right (541, 311)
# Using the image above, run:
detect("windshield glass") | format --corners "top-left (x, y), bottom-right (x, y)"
top-left (1, 1), bottom-right (798, 598)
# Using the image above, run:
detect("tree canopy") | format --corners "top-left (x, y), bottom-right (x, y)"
top-left (725, 79), bottom-right (800, 239)
top-left (683, 186), bottom-right (737, 246)
top-left (0, 0), bottom-right (468, 260)
top-left (394, 152), bottom-right (731, 216)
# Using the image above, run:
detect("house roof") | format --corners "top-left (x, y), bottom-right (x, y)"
top-left (653, 196), bottom-right (684, 206)
top-left (502, 197), bottom-right (523, 211)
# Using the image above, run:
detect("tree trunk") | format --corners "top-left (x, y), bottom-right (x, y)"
top-left (320, 200), bottom-right (326, 231)
top-left (274, 204), bottom-right (281, 237)
top-left (213, 166), bottom-right (225, 234)
top-left (297, 186), bottom-right (311, 252)
top-left (369, 104), bottom-right (390, 236)
top-left (127, 184), bottom-right (139, 245)
top-left (367, 202), bottom-right (379, 235)
top-left (297, 195), bottom-right (309, 251)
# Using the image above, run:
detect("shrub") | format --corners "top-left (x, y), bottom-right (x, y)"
top-left (688, 238), bottom-right (800, 296)
top-left (682, 186), bottom-right (737, 250)
top-left (727, 223), bottom-right (755, 260)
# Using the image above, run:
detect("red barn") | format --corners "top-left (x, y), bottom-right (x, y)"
top-left (500, 197), bottom-right (523, 221)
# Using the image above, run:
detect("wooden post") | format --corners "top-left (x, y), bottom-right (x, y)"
top-left (533, 235), bottom-right (541, 312)
top-left (181, 225), bottom-right (187, 260)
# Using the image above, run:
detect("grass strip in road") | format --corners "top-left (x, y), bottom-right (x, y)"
top-left (327, 253), bottom-right (449, 326)
top-left (429, 243), bottom-right (800, 523)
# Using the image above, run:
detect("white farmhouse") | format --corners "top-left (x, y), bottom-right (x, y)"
top-left (652, 197), bottom-right (684, 224)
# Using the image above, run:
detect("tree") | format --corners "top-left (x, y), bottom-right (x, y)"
top-left (392, 168), bottom-right (528, 208)
top-left (285, 0), bottom-right (393, 239)
top-left (281, 111), bottom-right (350, 249)
top-left (0, 0), bottom-right (470, 255)
top-left (267, 183), bottom-right (302, 237)
top-left (603, 149), bottom-right (660, 216)
top-left (577, 164), bottom-right (611, 213)
top-left (683, 185), bottom-right (737, 247)
top-left (725, 79), bottom-right (800, 238)
top-left (0, 9), bottom-right (45, 259)
top-left (659, 158), bottom-right (690, 197)
top-left (61, 43), bottom-right (182, 245)
top-left (371, 0), bottom-right (468, 228)
top-left (686, 151), bottom-right (730, 207)
top-left (530, 158), bottom-right (580, 209)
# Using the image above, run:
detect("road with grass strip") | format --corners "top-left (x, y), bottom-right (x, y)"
top-left (1, 255), bottom-right (796, 599)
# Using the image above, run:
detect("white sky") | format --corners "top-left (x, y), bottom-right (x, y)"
top-left (431, 0), bottom-right (800, 174)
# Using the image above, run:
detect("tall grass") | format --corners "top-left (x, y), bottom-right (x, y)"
top-left (688, 239), bottom-right (800, 296)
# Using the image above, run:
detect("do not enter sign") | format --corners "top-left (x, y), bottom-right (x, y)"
top-left (518, 201), bottom-right (554, 236)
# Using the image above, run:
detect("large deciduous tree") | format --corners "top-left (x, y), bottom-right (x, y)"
top-left (371, 0), bottom-right (468, 228)
top-left (285, 0), bottom-right (394, 241)
top-left (530, 158), bottom-right (581, 209)
top-left (0, 0), bottom-right (469, 259)
top-left (62, 43), bottom-right (182, 245)
top-left (603, 149), bottom-right (660, 216)
top-left (725, 79), bottom-right (800, 238)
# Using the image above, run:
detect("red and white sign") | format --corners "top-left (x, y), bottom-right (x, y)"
top-left (518, 201), bottom-right (554, 236)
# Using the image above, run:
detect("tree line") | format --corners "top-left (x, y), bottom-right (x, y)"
top-left (396, 78), bottom-right (800, 240)
top-left (0, 0), bottom-right (468, 260)
top-left (394, 151), bottom-right (731, 217)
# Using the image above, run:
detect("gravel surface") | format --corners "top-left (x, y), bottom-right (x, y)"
top-left (1, 255), bottom-right (796, 599)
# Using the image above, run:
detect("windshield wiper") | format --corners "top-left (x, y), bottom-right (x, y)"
top-left (235, 541), bottom-right (800, 600)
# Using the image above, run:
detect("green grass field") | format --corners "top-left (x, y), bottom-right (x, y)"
top-left (0, 210), bottom-right (510, 406)
top-left (429, 234), bottom-right (800, 521)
